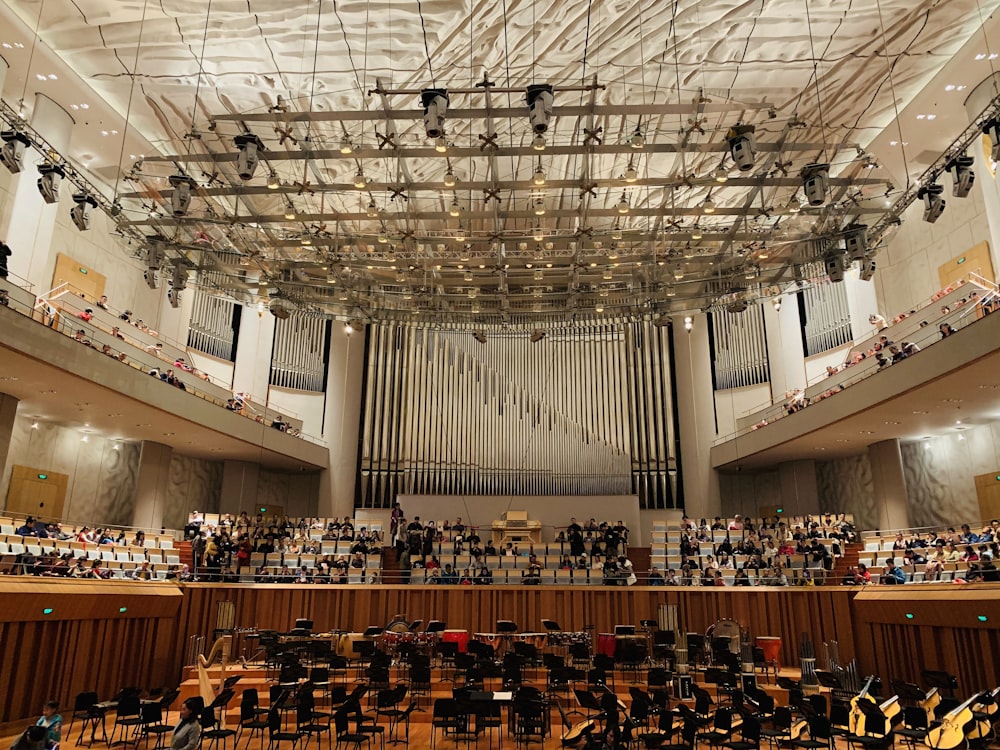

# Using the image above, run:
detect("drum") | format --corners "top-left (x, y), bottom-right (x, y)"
top-left (515, 633), bottom-right (548, 649)
top-left (615, 635), bottom-right (647, 662)
top-left (597, 633), bottom-right (617, 658)
top-left (414, 632), bottom-right (438, 654)
top-left (442, 629), bottom-right (469, 653)
top-left (706, 619), bottom-right (743, 654)
top-left (474, 633), bottom-right (503, 651)
top-left (337, 632), bottom-right (369, 658)
top-left (756, 636), bottom-right (782, 664)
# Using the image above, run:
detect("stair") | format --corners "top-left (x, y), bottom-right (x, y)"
top-left (378, 545), bottom-right (403, 583)
top-left (823, 542), bottom-right (861, 585)
top-left (176, 540), bottom-right (193, 571)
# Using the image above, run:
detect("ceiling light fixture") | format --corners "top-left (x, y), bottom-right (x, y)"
top-left (532, 134), bottom-right (546, 151)
top-left (702, 196), bottom-right (716, 214)
top-left (616, 194), bottom-right (630, 214)
top-left (339, 136), bottom-right (354, 155)
top-left (629, 127), bottom-right (645, 149)
top-left (714, 166), bottom-right (729, 183)
top-left (533, 165), bottom-right (546, 186)
top-left (366, 200), bottom-right (378, 218)
top-left (443, 167), bottom-right (457, 188)
top-left (266, 171), bottom-right (280, 189)
top-left (533, 198), bottom-right (546, 216)
top-left (353, 170), bottom-right (367, 189)
top-left (449, 199), bottom-right (461, 217)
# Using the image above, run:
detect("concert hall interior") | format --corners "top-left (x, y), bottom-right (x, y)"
top-left (2, 0), bottom-right (1000, 746)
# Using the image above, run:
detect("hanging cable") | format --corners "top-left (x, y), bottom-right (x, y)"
top-left (803, 0), bottom-right (830, 163)
top-left (18, 0), bottom-right (46, 117)
top-left (415, 0), bottom-right (436, 85)
top-left (184, 0), bottom-right (214, 159)
top-left (875, 0), bottom-right (912, 190)
top-left (112, 0), bottom-right (150, 205)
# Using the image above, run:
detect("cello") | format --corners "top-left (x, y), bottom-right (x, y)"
top-left (849, 676), bottom-right (878, 734)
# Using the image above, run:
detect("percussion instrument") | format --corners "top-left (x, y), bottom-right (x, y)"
top-left (548, 631), bottom-right (589, 647)
top-left (473, 633), bottom-right (503, 651)
top-left (379, 631), bottom-right (415, 654)
top-left (513, 632), bottom-right (547, 649)
top-left (442, 629), bottom-right (470, 653)
top-left (755, 636), bottom-right (782, 665)
top-left (336, 632), bottom-right (371, 658)
top-left (597, 633), bottom-right (617, 658)
top-left (706, 619), bottom-right (743, 654)
top-left (614, 635), bottom-right (648, 662)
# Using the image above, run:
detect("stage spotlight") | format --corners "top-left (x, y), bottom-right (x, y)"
top-left (36, 163), bottom-right (65, 204)
top-left (945, 155), bottom-right (975, 198)
top-left (801, 162), bottom-right (830, 206)
top-left (530, 329), bottom-right (546, 343)
top-left (269, 297), bottom-right (293, 320)
top-left (683, 316), bottom-right (693, 332)
top-left (983, 117), bottom-right (1000, 161)
top-left (725, 124), bottom-right (756, 171)
top-left (0, 131), bottom-right (30, 173)
top-left (143, 269), bottom-right (158, 289)
top-left (421, 88), bottom-right (449, 139)
top-left (917, 182), bottom-right (945, 223)
top-left (526, 84), bottom-right (554, 134)
top-left (70, 193), bottom-right (98, 231)
top-left (233, 133), bottom-right (264, 181)
top-left (844, 224), bottom-right (869, 261)
top-left (825, 251), bottom-right (847, 283)
top-left (859, 257), bottom-right (877, 281)
top-left (168, 174), bottom-right (196, 217)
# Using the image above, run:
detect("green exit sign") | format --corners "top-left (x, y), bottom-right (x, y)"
top-left (78, 267), bottom-right (88, 274)
top-left (37, 473), bottom-right (48, 480)
top-left (956, 257), bottom-right (966, 265)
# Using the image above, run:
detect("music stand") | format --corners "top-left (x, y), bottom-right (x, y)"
top-left (776, 676), bottom-right (800, 691)
top-left (640, 619), bottom-right (658, 629)
top-left (922, 670), bottom-right (959, 697)
top-left (614, 625), bottom-right (636, 636)
top-left (574, 688), bottom-right (607, 719)
top-left (363, 626), bottom-right (385, 638)
top-left (295, 618), bottom-right (314, 632)
top-left (496, 620), bottom-right (518, 634)
top-left (891, 680), bottom-right (926, 702)
top-left (426, 620), bottom-right (447, 633)
top-left (408, 619), bottom-right (424, 632)
top-left (541, 619), bottom-right (562, 631)
top-left (814, 670), bottom-right (844, 690)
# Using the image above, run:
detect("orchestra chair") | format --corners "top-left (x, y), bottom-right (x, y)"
top-left (722, 715), bottom-right (761, 750)
top-left (407, 663), bottom-right (432, 710)
top-left (473, 700), bottom-right (504, 750)
top-left (430, 699), bottom-right (465, 750)
top-left (638, 711), bottom-right (678, 750)
top-left (760, 706), bottom-right (795, 749)
top-left (137, 702), bottom-right (173, 750)
top-left (68, 691), bottom-right (103, 747)
top-left (894, 707), bottom-right (929, 750)
top-left (236, 691), bottom-right (269, 750)
top-left (791, 715), bottom-right (834, 750)
top-left (575, 689), bottom-right (607, 721)
top-left (295, 699), bottom-right (332, 750)
top-left (697, 706), bottom-right (737, 750)
top-left (109, 691), bottom-right (144, 746)
top-left (332, 709), bottom-right (369, 750)
top-left (200, 689), bottom-right (238, 750)
top-left (373, 685), bottom-right (408, 744)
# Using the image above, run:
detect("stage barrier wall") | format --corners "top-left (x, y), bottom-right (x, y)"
top-left (2, 581), bottom-right (998, 726)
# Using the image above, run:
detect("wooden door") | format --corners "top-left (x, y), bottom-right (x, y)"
top-left (974, 471), bottom-right (1000, 521)
top-left (4, 465), bottom-right (68, 520)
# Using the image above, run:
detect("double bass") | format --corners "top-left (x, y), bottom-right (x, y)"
top-left (849, 676), bottom-right (878, 734)
top-left (926, 692), bottom-right (990, 750)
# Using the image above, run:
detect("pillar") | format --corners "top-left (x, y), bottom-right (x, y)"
top-left (220, 460), bottom-right (261, 515)
top-left (965, 73), bottom-right (1000, 278)
top-left (763, 295), bottom-right (807, 403)
top-left (673, 314), bottom-right (721, 518)
top-left (319, 325), bottom-right (366, 518)
top-left (131, 441), bottom-right (173, 530)
top-left (867, 438), bottom-right (911, 530)
top-left (2, 93), bottom-right (74, 289)
top-left (232, 306), bottom-right (276, 404)
top-left (778, 460), bottom-right (820, 516)
top-left (0, 393), bottom-right (20, 508)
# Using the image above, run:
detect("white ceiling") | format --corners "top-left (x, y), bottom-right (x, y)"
top-left (2, 0), bottom-right (1000, 326)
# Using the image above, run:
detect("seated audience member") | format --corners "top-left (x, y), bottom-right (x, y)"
top-left (647, 567), bottom-right (664, 585)
top-left (939, 322), bottom-right (956, 338)
top-left (96, 295), bottom-right (109, 310)
top-left (868, 312), bottom-right (887, 330)
top-left (271, 415), bottom-right (288, 431)
top-left (12, 726), bottom-right (48, 750)
top-left (733, 569), bottom-right (752, 587)
top-left (880, 559), bottom-right (906, 585)
top-left (35, 701), bottom-right (62, 746)
top-left (77, 308), bottom-right (94, 321)
top-left (475, 566), bottom-right (493, 585)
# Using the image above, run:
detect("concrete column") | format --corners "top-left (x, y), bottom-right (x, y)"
top-left (232, 306), bottom-right (276, 404)
top-left (778, 460), bottom-right (820, 516)
top-left (132, 441), bottom-right (173, 530)
top-left (319, 325), bottom-right (366, 518)
top-left (867, 438), bottom-right (911, 530)
top-left (220, 460), bottom-right (261, 516)
top-left (3, 94), bottom-right (75, 288)
top-left (0, 393), bottom-right (20, 508)
top-left (673, 314), bottom-right (721, 518)
top-left (763, 295), bottom-right (807, 403)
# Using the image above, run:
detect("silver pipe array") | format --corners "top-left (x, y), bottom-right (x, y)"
top-left (270, 315), bottom-right (328, 392)
top-left (187, 277), bottom-right (237, 361)
top-left (357, 322), bottom-right (679, 508)
top-left (802, 262), bottom-right (853, 357)
top-left (710, 306), bottom-right (771, 390)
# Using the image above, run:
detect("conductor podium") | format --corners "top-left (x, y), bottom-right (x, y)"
top-left (490, 510), bottom-right (542, 546)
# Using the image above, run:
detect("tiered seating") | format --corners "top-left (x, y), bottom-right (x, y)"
top-left (647, 514), bottom-right (855, 585)
top-left (854, 522), bottom-right (998, 584)
top-left (0, 515), bottom-right (180, 579)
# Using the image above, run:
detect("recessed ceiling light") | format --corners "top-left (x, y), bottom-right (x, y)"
top-left (912, 410), bottom-right (928, 414)
top-left (976, 53), bottom-right (988, 60)
top-left (884, 420), bottom-right (900, 425)
top-left (47, 74), bottom-right (57, 80)
top-left (991, 53), bottom-right (999, 60)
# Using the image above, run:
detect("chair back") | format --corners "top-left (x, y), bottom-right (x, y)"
top-left (73, 691), bottom-right (99, 712)
top-left (267, 709), bottom-right (283, 734)
top-left (140, 703), bottom-right (163, 725)
top-left (808, 715), bottom-right (832, 743)
top-left (118, 693), bottom-right (142, 718)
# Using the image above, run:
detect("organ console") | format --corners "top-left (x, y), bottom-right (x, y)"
top-left (491, 510), bottom-right (542, 546)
